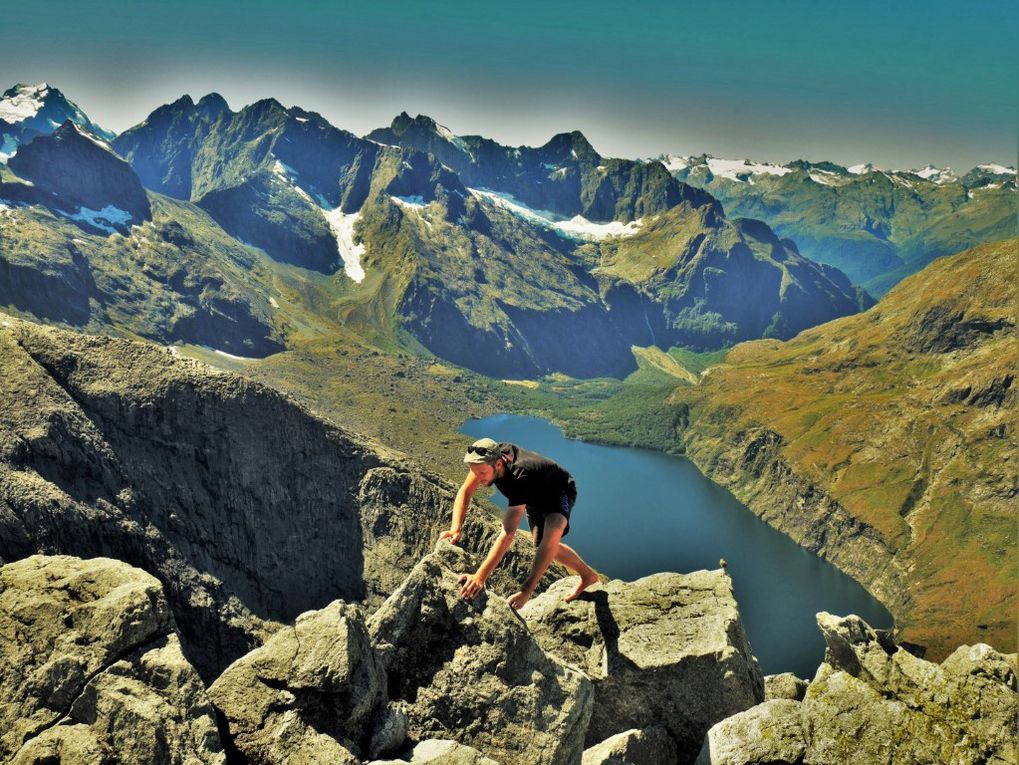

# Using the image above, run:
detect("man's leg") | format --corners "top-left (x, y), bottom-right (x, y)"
top-left (553, 541), bottom-right (599, 602)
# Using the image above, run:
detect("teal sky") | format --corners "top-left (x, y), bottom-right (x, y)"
top-left (2, 0), bottom-right (1016, 170)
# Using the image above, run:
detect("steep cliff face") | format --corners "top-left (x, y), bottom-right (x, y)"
top-left (0, 319), bottom-right (552, 680)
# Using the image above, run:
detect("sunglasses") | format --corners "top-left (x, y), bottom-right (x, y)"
top-left (468, 444), bottom-right (496, 457)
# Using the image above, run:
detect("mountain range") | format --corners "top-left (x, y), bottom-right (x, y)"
top-left (1, 84), bottom-right (884, 378)
top-left (658, 154), bottom-right (1016, 294)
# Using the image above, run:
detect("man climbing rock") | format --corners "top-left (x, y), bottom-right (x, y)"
top-left (440, 437), bottom-right (600, 610)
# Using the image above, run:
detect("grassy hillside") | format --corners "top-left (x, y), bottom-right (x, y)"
top-left (597, 239), bottom-right (1015, 657)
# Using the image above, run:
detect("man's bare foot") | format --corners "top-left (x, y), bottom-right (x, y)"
top-left (564, 570), bottom-right (599, 602)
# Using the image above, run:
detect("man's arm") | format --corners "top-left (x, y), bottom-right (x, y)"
top-left (507, 513), bottom-right (567, 610)
top-left (458, 504), bottom-right (526, 598)
top-left (440, 471), bottom-right (481, 545)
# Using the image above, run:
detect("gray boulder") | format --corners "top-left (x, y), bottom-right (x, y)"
top-left (763, 672), bottom-right (808, 701)
top-left (693, 699), bottom-right (806, 765)
top-left (368, 542), bottom-right (593, 765)
top-left (520, 569), bottom-right (763, 761)
top-left (696, 612), bottom-right (1018, 765)
top-left (208, 600), bottom-right (386, 764)
top-left (0, 554), bottom-right (223, 764)
top-left (582, 726), bottom-right (677, 765)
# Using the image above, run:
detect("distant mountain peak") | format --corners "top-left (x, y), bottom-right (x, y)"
top-left (0, 82), bottom-right (113, 163)
top-left (542, 130), bottom-right (598, 162)
top-left (197, 92), bottom-right (229, 111)
top-left (911, 164), bottom-right (958, 184)
top-left (847, 162), bottom-right (878, 175)
top-left (1, 82), bottom-right (53, 124)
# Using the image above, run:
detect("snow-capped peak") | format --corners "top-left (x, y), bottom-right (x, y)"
top-left (659, 154), bottom-right (694, 173)
top-left (847, 163), bottom-right (878, 175)
top-left (0, 82), bottom-right (114, 144)
top-left (911, 164), bottom-right (958, 184)
top-left (0, 83), bottom-right (51, 124)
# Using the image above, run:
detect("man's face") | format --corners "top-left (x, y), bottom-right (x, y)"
top-left (470, 459), bottom-right (503, 486)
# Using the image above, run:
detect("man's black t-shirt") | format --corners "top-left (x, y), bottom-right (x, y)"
top-left (493, 443), bottom-right (577, 540)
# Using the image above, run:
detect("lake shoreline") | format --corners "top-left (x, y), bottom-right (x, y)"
top-left (461, 412), bottom-right (893, 677)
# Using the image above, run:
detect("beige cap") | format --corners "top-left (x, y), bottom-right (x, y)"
top-left (463, 437), bottom-right (502, 465)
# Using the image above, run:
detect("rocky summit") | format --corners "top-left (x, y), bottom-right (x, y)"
top-left (1, 543), bottom-right (770, 765)
top-left (0, 315), bottom-right (1013, 763)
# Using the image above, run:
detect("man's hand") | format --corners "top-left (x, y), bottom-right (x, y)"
top-left (439, 528), bottom-right (462, 545)
top-left (458, 572), bottom-right (486, 599)
top-left (506, 590), bottom-right (533, 610)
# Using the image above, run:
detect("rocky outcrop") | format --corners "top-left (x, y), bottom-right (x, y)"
top-left (695, 612), bottom-right (1019, 765)
top-left (209, 601), bottom-right (385, 764)
top-left (368, 542), bottom-right (594, 765)
top-left (520, 570), bottom-right (763, 762)
top-left (0, 554), bottom-right (223, 764)
top-left (0, 320), bottom-right (555, 681)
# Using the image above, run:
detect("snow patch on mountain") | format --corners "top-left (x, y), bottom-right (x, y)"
top-left (322, 206), bottom-right (366, 282)
top-left (0, 133), bottom-right (17, 161)
top-left (391, 195), bottom-right (427, 209)
top-left (808, 170), bottom-right (841, 186)
top-left (659, 155), bottom-right (694, 173)
top-left (847, 163), bottom-right (878, 174)
top-left (912, 164), bottom-right (958, 184)
top-left (977, 163), bottom-right (1015, 176)
top-left (708, 157), bottom-right (793, 181)
top-left (467, 187), bottom-right (643, 241)
top-left (65, 204), bottom-right (133, 235)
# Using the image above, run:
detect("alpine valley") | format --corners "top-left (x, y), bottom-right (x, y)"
top-left (0, 82), bottom-right (1015, 765)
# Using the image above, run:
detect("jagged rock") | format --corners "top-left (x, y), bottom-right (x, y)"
top-left (763, 672), bottom-right (808, 701)
top-left (369, 738), bottom-right (499, 764)
top-left (581, 726), bottom-right (677, 765)
top-left (0, 554), bottom-right (223, 764)
top-left (367, 542), bottom-right (593, 765)
top-left (520, 570), bottom-right (763, 760)
top-left (208, 600), bottom-right (386, 765)
top-left (696, 612), bottom-right (1019, 765)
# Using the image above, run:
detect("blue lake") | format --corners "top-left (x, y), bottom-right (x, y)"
top-left (460, 413), bottom-right (892, 678)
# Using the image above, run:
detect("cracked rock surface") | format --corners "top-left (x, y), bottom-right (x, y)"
top-left (208, 600), bottom-right (386, 765)
top-left (0, 554), bottom-right (223, 764)
top-left (520, 569), bottom-right (763, 761)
